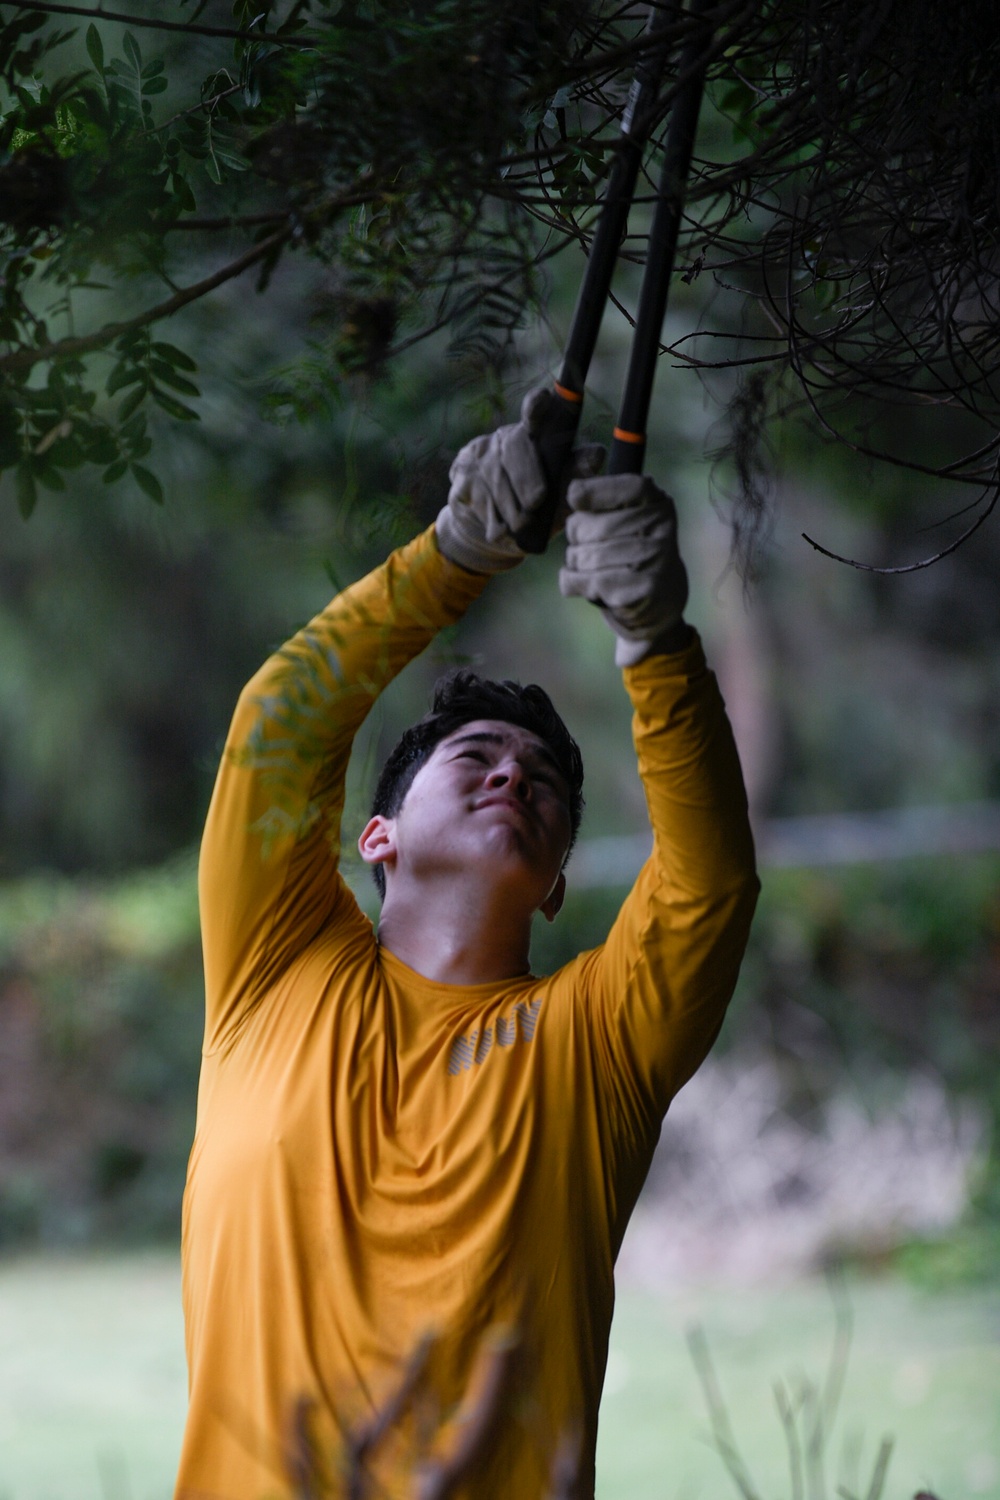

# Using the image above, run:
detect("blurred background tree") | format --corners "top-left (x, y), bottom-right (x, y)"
top-left (0, 0), bottom-right (997, 1287)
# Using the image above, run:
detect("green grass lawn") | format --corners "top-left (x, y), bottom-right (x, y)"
top-left (0, 1254), bottom-right (997, 1500)
top-left (596, 1276), bottom-right (1000, 1500)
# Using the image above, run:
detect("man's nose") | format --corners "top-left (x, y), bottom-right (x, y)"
top-left (486, 760), bottom-right (531, 797)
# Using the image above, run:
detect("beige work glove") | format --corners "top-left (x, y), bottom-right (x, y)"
top-left (436, 386), bottom-right (605, 574)
top-left (559, 473), bottom-right (689, 666)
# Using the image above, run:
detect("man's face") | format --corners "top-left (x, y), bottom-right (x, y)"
top-left (364, 719), bottom-right (573, 914)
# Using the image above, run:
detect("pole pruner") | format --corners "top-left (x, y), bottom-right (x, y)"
top-left (515, 0), bottom-right (715, 553)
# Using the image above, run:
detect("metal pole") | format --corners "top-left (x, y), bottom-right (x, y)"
top-left (607, 0), bottom-right (714, 477)
top-left (514, 3), bottom-right (676, 552)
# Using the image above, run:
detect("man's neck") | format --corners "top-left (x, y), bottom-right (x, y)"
top-left (375, 878), bottom-right (534, 985)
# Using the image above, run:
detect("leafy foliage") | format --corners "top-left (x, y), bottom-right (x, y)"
top-left (0, 0), bottom-right (598, 505)
top-left (0, 0), bottom-right (999, 560)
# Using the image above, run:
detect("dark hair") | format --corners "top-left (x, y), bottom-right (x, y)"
top-left (368, 669), bottom-right (584, 899)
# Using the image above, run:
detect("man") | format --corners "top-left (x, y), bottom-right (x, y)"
top-left (177, 389), bottom-right (758, 1498)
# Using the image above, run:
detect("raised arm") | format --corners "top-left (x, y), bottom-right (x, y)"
top-left (199, 528), bottom-right (489, 1051)
top-left (600, 637), bottom-right (757, 1117)
top-left (199, 387), bottom-right (599, 1052)
top-left (559, 475), bottom-right (758, 1127)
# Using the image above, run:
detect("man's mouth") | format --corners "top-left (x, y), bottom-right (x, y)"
top-left (476, 795), bottom-right (532, 821)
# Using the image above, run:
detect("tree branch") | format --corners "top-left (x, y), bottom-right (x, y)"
top-left (7, 0), bottom-right (317, 46)
top-left (0, 225), bottom-right (291, 377)
top-left (802, 483), bottom-right (999, 573)
top-left (166, 212), bottom-right (292, 232)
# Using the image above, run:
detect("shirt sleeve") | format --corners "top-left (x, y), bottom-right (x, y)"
top-left (198, 525), bottom-right (490, 1052)
top-left (573, 629), bottom-right (760, 1136)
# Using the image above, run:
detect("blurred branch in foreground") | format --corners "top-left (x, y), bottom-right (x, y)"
top-left (274, 1289), bottom-right (942, 1500)
top-left (688, 1278), bottom-right (894, 1500)
top-left (281, 1325), bottom-right (579, 1500)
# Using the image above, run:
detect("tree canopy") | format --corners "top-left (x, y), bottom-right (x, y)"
top-left (1, 0), bottom-right (998, 562)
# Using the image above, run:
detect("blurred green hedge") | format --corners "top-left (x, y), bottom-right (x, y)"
top-left (0, 855), bottom-right (202, 1247)
top-left (1, 851), bottom-right (997, 1255)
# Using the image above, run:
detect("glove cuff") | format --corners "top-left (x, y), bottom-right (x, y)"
top-left (613, 620), bottom-right (692, 666)
top-left (435, 506), bottom-right (523, 575)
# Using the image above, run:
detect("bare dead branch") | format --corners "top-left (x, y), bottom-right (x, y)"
top-left (545, 1427), bottom-right (584, 1500)
top-left (687, 1324), bottom-right (763, 1500)
top-left (0, 227), bottom-right (292, 377)
top-left (802, 479), bottom-right (1000, 571)
top-left (413, 1328), bottom-right (519, 1500)
top-left (6, 0), bottom-right (318, 44)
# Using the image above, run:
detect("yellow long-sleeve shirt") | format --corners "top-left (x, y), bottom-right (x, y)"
top-left (177, 525), bottom-right (758, 1499)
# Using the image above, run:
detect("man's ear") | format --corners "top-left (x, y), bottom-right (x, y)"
top-left (540, 870), bottom-right (566, 924)
top-left (358, 815), bottom-right (397, 870)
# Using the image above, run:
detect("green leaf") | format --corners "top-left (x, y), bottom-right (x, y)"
top-left (116, 327), bottom-right (150, 355)
top-left (131, 462), bottom-right (163, 503)
top-left (181, 123), bottom-right (208, 161)
top-left (122, 31), bottom-right (142, 72)
top-left (277, 2), bottom-right (312, 35)
top-left (141, 59), bottom-right (165, 79)
top-left (151, 341), bottom-right (197, 371)
top-left (84, 429), bottom-right (118, 465)
top-left (85, 23), bottom-right (104, 72)
top-left (150, 361), bottom-right (200, 397)
top-left (106, 363), bottom-right (145, 396)
top-left (36, 463), bottom-right (66, 492)
top-left (57, 440), bottom-right (85, 468)
top-left (200, 68), bottom-right (228, 98)
top-left (151, 389), bottom-right (199, 421)
top-left (117, 384), bottom-right (147, 422)
top-left (16, 462), bottom-right (36, 518)
top-left (142, 76), bottom-right (168, 96)
top-left (170, 173), bottom-right (197, 212)
top-left (73, 83), bottom-right (108, 128)
top-left (213, 143), bottom-right (249, 173)
top-left (102, 459), bottom-right (128, 482)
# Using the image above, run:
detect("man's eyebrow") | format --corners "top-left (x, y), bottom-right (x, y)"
top-left (447, 731), bottom-right (566, 779)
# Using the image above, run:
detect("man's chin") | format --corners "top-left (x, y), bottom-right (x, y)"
top-left (475, 831), bottom-right (559, 899)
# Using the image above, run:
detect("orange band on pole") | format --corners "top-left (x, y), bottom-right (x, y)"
top-left (613, 426), bottom-right (645, 444)
top-left (554, 381), bottom-right (584, 404)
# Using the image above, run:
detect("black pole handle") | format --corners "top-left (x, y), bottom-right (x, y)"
top-left (608, 0), bottom-right (713, 478)
top-left (607, 428), bottom-right (648, 476)
top-left (512, 386), bottom-right (583, 553)
top-left (515, 3), bottom-right (676, 553)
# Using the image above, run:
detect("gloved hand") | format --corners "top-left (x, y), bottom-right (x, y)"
top-left (559, 473), bottom-right (689, 666)
top-left (435, 386), bottom-right (605, 574)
